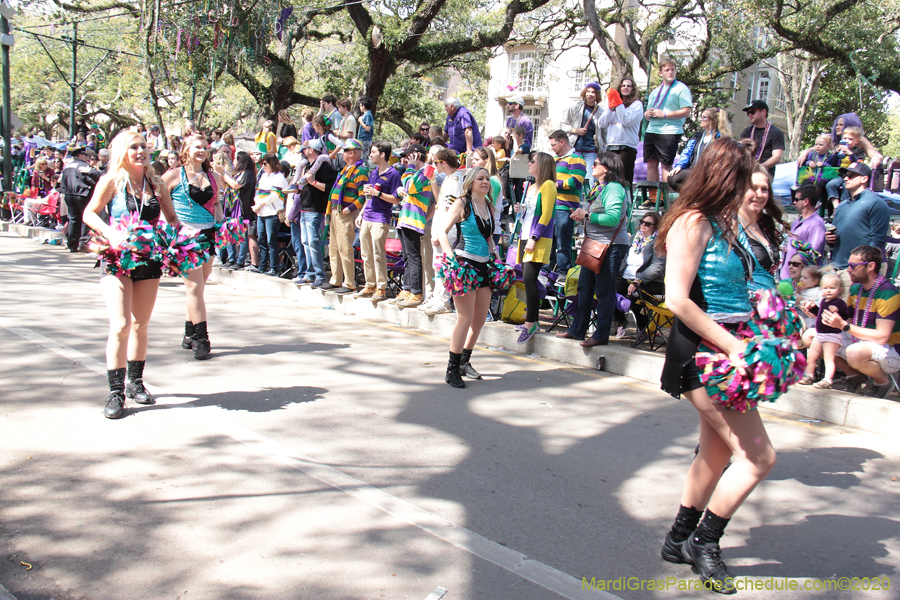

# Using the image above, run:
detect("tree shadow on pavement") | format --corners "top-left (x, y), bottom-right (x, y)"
top-left (130, 385), bottom-right (327, 415)
top-left (766, 447), bottom-right (885, 489)
top-left (212, 343), bottom-right (349, 357)
top-left (396, 366), bottom-right (896, 599)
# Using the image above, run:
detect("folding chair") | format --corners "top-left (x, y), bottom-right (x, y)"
top-left (385, 238), bottom-right (405, 298)
top-left (632, 290), bottom-right (674, 351)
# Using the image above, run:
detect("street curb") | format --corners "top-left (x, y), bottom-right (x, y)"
top-left (209, 267), bottom-right (900, 439)
top-left (0, 582), bottom-right (17, 600)
top-left (0, 221), bottom-right (65, 243)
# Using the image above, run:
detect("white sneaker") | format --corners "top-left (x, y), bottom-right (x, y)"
top-left (615, 325), bottom-right (626, 339)
top-left (417, 299), bottom-right (434, 311)
top-left (424, 302), bottom-right (452, 316)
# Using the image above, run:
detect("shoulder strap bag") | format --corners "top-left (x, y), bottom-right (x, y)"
top-left (575, 217), bottom-right (626, 274)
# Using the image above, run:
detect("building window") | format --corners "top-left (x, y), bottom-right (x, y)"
top-left (505, 106), bottom-right (542, 134)
top-left (757, 70), bottom-right (770, 103)
top-left (746, 73), bottom-right (755, 104)
top-left (571, 68), bottom-right (592, 94)
top-left (754, 27), bottom-right (768, 50)
top-left (730, 72), bottom-right (739, 101)
top-left (508, 50), bottom-right (546, 94)
top-left (774, 81), bottom-right (787, 112)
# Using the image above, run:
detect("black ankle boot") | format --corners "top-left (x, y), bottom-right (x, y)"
top-left (104, 368), bottom-right (126, 419)
top-left (662, 505), bottom-right (703, 564)
top-left (445, 351), bottom-right (465, 388)
top-left (125, 360), bottom-right (154, 405)
top-left (685, 510), bottom-right (735, 594)
top-left (182, 321), bottom-right (195, 349)
top-left (192, 321), bottom-right (211, 360)
top-left (460, 348), bottom-right (482, 380)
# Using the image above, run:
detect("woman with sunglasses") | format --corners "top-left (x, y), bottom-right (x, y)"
top-left (668, 107), bottom-right (730, 192)
top-left (614, 211), bottom-right (665, 338)
top-left (556, 152), bottom-right (630, 346)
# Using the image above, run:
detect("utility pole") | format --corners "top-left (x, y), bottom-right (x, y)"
top-left (63, 22), bottom-right (81, 139)
top-left (0, 0), bottom-right (15, 194)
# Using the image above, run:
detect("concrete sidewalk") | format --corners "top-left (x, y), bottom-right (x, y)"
top-left (4, 220), bottom-right (899, 439)
top-left (208, 266), bottom-right (900, 438)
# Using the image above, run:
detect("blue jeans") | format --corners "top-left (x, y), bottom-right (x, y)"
top-left (300, 212), bottom-right (326, 280)
top-left (578, 151), bottom-right (598, 189)
top-left (290, 221), bottom-right (308, 277)
top-left (825, 176), bottom-right (850, 204)
top-left (551, 210), bottom-right (576, 273)
top-left (257, 215), bottom-right (281, 271)
top-left (567, 244), bottom-right (627, 342)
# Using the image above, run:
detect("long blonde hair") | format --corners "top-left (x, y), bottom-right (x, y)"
top-left (107, 130), bottom-right (163, 195)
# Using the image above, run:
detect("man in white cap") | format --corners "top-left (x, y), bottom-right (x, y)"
top-left (505, 95), bottom-right (533, 148)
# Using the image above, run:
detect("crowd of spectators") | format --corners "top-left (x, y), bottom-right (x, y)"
top-left (4, 61), bottom-right (899, 398)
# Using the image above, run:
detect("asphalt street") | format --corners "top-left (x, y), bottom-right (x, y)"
top-left (1, 233), bottom-right (898, 600)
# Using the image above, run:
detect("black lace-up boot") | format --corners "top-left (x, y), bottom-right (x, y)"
top-left (192, 321), bottom-right (211, 360)
top-left (125, 360), bottom-right (154, 405)
top-left (445, 352), bottom-right (465, 388)
top-left (460, 348), bottom-right (482, 380)
top-left (104, 368), bottom-right (126, 419)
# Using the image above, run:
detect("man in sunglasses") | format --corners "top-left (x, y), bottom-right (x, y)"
top-left (739, 100), bottom-right (785, 176)
top-left (821, 245), bottom-right (900, 397)
top-left (826, 162), bottom-right (889, 270)
top-left (779, 183), bottom-right (825, 279)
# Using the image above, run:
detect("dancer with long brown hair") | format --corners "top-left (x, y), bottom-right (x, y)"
top-left (657, 138), bottom-right (777, 594)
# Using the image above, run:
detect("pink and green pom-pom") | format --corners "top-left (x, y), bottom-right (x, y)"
top-left (215, 218), bottom-right (248, 251)
top-left (155, 223), bottom-right (211, 278)
top-left (488, 257), bottom-right (516, 292)
top-left (436, 254), bottom-right (479, 296)
top-left (89, 213), bottom-right (157, 277)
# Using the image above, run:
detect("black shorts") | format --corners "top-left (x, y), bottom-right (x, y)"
top-left (643, 133), bottom-right (681, 166)
top-left (247, 221), bottom-right (258, 237)
top-left (458, 256), bottom-right (491, 289)
top-left (660, 320), bottom-right (741, 399)
top-left (197, 227), bottom-right (216, 248)
top-left (99, 259), bottom-right (163, 281)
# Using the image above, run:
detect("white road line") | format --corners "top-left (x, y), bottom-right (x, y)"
top-left (0, 316), bottom-right (621, 600)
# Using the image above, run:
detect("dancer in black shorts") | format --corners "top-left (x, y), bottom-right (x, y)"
top-left (83, 131), bottom-right (180, 419)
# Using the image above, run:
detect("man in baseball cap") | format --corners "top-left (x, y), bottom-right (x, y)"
top-left (739, 99), bottom-right (785, 175)
top-left (826, 161), bottom-right (890, 269)
top-left (505, 95), bottom-right (532, 148)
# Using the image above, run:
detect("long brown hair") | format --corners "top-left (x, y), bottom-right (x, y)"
top-left (655, 138), bottom-right (754, 254)
top-left (618, 77), bottom-right (640, 108)
top-left (750, 163), bottom-right (787, 249)
top-left (179, 133), bottom-right (212, 173)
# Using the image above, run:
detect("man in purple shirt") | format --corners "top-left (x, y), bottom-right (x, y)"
top-left (356, 141), bottom-right (402, 301)
top-left (780, 183), bottom-right (826, 279)
top-left (505, 95), bottom-right (533, 147)
top-left (444, 97), bottom-right (482, 155)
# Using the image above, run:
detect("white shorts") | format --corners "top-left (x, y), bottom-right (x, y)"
top-left (837, 333), bottom-right (900, 375)
top-left (815, 332), bottom-right (844, 346)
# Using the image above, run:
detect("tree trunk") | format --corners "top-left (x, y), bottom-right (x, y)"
top-left (776, 52), bottom-right (824, 159)
top-left (364, 45), bottom-right (395, 112)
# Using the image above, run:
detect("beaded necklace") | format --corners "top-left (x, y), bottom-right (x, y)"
top-left (852, 275), bottom-right (885, 342)
top-left (752, 122), bottom-right (772, 161)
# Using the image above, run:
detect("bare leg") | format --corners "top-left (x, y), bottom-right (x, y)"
top-left (451, 291), bottom-right (476, 353)
top-left (127, 278), bottom-right (160, 361)
top-left (846, 344), bottom-right (889, 385)
top-left (821, 342), bottom-right (839, 381)
top-left (681, 388), bottom-right (776, 519)
top-left (805, 338), bottom-right (823, 378)
top-left (183, 262), bottom-right (208, 323)
top-left (464, 286), bottom-right (493, 350)
top-left (646, 159), bottom-right (660, 183)
top-left (660, 163), bottom-right (673, 183)
top-left (101, 275), bottom-right (132, 369)
top-left (249, 234), bottom-right (260, 266)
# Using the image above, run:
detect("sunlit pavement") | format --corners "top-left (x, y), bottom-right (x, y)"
top-left (1, 233), bottom-right (898, 600)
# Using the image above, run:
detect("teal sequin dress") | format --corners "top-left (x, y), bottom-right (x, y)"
top-left (661, 219), bottom-right (755, 398)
